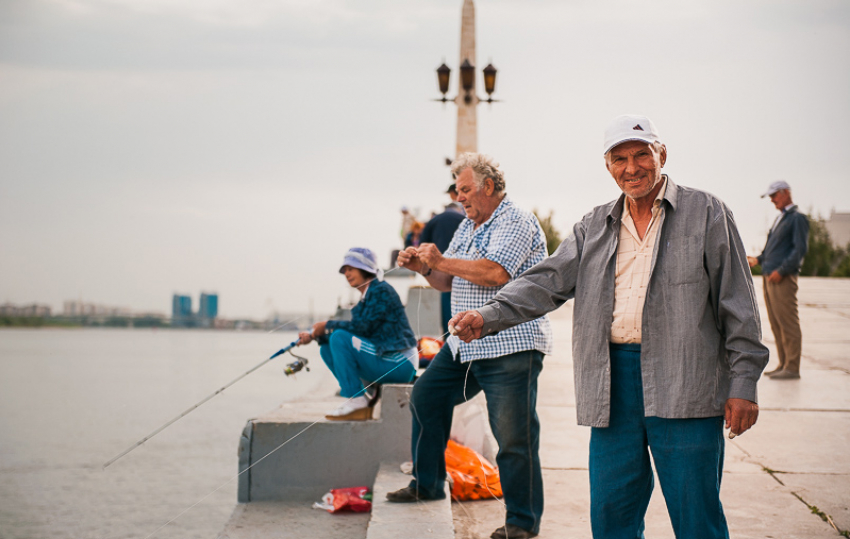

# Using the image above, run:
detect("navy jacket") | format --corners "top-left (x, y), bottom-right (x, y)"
top-left (757, 206), bottom-right (809, 276)
top-left (421, 210), bottom-right (464, 252)
top-left (325, 279), bottom-right (417, 356)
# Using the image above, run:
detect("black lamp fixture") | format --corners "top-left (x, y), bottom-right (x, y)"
top-left (435, 58), bottom-right (499, 105)
top-left (482, 63), bottom-right (497, 98)
top-left (437, 62), bottom-right (451, 96)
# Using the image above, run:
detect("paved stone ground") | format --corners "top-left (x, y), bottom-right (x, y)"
top-left (452, 277), bottom-right (850, 539)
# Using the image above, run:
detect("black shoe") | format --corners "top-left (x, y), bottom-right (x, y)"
top-left (490, 523), bottom-right (538, 539)
top-left (385, 485), bottom-right (444, 503)
top-left (770, 370), bottom-right (801, 380)
top-left (367, 385), bottom-right (382, 407)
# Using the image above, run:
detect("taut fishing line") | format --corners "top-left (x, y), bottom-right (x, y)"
top-left (138, 271), bottom-right (448, 538)
top-left (142, 329), bottom-right (451, 539)
top-left (104, 266), bottom-right (417, 469)
top-left (264, 265), bottom-right (409, 335)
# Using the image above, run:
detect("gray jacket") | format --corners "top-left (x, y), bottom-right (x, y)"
top-left (478, 178), bottom-right (769, 427)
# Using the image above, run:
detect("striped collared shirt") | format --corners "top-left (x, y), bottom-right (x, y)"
top-left (611, 178), bottom-right (667, 343)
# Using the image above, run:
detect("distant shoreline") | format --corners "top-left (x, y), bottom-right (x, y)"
top-left (0, 316), bottom-right (300, 331)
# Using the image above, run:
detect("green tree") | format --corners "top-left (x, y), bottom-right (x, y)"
top-left (800, 215), bottom-right (834, 276)
top-left (534, 209), bottom-right (563, 255)
top-left (832, 248), bottom-right (850, 278)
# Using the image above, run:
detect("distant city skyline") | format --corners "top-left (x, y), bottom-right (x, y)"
top-left (1, 0), bottom-right (848, 319)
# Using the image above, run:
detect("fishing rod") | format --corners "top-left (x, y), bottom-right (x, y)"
top-left (103, 339), bottom-right (303, 469)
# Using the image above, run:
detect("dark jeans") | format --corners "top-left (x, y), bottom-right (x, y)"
top-left (589, 343), bottom-right (729, 539)
top-left (408, 344), bottom-right (544, 534)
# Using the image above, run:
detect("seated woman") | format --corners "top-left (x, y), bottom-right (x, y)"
top-left (298, 247), bottom-right (418, 421)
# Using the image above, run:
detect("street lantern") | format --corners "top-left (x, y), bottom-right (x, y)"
top-left (437, 63), bottom-right (451, 97)
top-left (460, 59), bottom-right (475, 92)
top-left (433, 60), bottom-right (499, 105)
top-left (483, 63), bottom-right (497, 100)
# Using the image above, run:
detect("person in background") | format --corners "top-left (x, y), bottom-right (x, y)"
top-left (446, 183), bottom-right (465, 214)
top-left (404, 221), bottom-right (424, 248)
top-left (449, 115), bottom-right (768, 539)
top-left (298, 248), bottom-right (418, 421)
top-left (400, 206), bottom-right (416, 241)
top-left (748, 181), bottom-right (809, 380)
top-left (420, 195), bottom-right (465, 333)
top-left (388, 152), bottom-right (552, 539)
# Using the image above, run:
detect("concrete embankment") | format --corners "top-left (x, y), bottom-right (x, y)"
top-left (219, 277), bottom-right (850, 538)
top-left (453, 277), bottom-right (850, 539)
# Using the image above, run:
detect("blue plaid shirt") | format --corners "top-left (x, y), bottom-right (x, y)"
top-left (445, 197), bottom-right (553, 362)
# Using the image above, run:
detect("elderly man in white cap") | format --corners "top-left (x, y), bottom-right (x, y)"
top-left (449, 115), bottom-right (768, 538)
top-left (747, 181), bottom-right (809, 380)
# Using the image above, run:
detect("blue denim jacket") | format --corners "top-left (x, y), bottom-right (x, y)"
top-left (477, 178), bottom-right (769, 427)
top-left (756, 205), bottom-right (809, 276)
top-left (325, 279), bottom-right (417, 356)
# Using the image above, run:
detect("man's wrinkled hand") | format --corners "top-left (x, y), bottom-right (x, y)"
top-left (724, 398), bottom-right (759, 437)
top-left (416, 243), bottom-right (444, 271)
top-left (397, 247), bottom-right (423, 272)
top-left (448, 310), bottom-right (484, 343)
top-left (767, 271), bottom-right (784, 284)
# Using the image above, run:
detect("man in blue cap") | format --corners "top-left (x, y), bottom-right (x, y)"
top-left (747, 181), bottom-right (809, 380)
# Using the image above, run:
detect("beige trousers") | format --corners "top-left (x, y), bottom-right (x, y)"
top-left (763, 274), bottom-right (802, 373)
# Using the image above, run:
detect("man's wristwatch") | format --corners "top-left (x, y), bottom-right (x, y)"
top-left (421, 265), bottom-right (432, 277)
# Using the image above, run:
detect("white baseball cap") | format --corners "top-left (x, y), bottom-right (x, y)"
top-left (603, 114), bottom-right (662, 155)
top-left (761, 180), bottom-right (791, 198)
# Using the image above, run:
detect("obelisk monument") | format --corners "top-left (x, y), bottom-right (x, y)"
top-left (456, 0), bottom-right (477, 156)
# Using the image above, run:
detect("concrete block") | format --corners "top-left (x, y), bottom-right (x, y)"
top-left (405, 286), bottom-right (443, 339)
top-left (238, 384), bottom-right (414, 502)
top-left (218, 501), bottom-right (369, 539)
top-left (366, 462), bottom-right (453, 539)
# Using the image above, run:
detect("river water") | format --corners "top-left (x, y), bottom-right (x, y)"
top-left (0, 327), bottom-right (335, 539)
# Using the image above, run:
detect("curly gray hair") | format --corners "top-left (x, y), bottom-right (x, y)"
top-left (450, 152), bottom-right (506, 195)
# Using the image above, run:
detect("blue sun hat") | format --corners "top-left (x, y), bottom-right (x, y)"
top-left (339, 247), bottom-right (384, 281)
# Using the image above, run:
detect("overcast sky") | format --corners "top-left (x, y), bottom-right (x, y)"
top-left (1, 0), bottom-right (848, 320)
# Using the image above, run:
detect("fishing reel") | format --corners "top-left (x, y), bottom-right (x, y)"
top-left (284, 349), bottom-right (310, 376)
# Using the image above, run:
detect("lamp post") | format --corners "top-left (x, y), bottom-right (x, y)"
top-left (434, 0), bottom-right (497, 157)
top-left (436, 59), bottom-right (498, 105)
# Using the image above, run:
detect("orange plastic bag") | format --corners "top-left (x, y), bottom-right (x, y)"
top-left (445, 439), bottom-right (503, 501)
top-left (418, 337), bottom-right (444, 368)
top-left (418, 337), bottom-right (443, 360)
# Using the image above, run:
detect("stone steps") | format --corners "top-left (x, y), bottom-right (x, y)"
top-left (366, 462), bottom-right (454, 539)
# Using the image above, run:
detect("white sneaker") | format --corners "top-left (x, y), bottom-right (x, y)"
top-left (325, 396), bottom-right (372, 421)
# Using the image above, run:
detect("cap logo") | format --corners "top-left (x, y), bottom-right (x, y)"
top-left (633, 124), bottom-right (644, 131)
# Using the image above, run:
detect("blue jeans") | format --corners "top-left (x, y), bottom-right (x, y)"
top-left (590, 343), bottom-right (729, 539)
top-left (408, 344), bottom-right (544, 534)
top-left (319, 330), bottom-right (416, 399)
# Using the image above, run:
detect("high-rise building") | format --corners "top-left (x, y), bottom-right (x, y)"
top-left (171, 294), bottom-right (192, 326)
top-left (199, 293), bottom-right (218, 320)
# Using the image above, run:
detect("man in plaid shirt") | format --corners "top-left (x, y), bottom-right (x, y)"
top-left (388, 152), bottom-right (552, 539)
